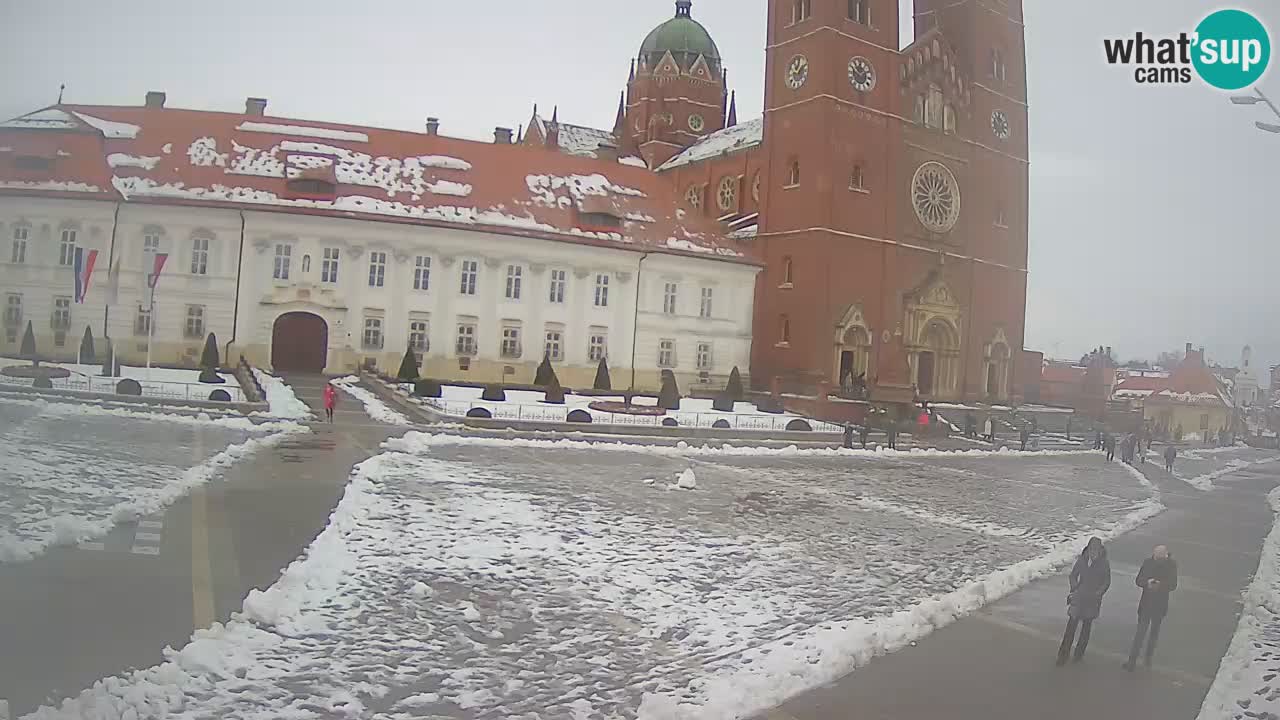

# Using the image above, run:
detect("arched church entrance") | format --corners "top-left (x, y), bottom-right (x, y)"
top-left (271, 312), bottom-right (328, 373)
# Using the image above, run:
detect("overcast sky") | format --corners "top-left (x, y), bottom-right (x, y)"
top-left (2, 0), bottom-right (1276, 380)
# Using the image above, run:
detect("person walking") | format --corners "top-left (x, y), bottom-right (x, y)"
top-left (1125, 545), bottom-right (1178, 671)
top-left (886, 423), bottom-right (898, 450)
top-left (1164, 445), bottom-right (1177, 473)
top-left (859, 423), bottom-right (870, 449)
top-left (322, 382), bottom-right (337, 423)
top-left (984, 416), bottom-right (995, 444)
top-left (1105, 434), bottom-right (1116, 462)
top-left (1020, 424), bottom-right (1031, 451)
top-left (965, 413), bottom-right (977, 439)
top-left (1058, 537), bottom-right (1112, 665)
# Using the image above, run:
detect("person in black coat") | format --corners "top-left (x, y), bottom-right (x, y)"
top-left (1124, 545), bottom-right (1178, 670)
top-left (1058, 537), bottom-right (1112, 665)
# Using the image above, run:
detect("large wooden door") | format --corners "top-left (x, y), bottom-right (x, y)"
top-left (917, 351), bottom-right (936, 396)
top-left (271, 312), bottom-right (327, 372)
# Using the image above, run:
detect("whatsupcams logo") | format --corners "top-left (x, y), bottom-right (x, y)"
top-left (1104, 9), bottom-right (1270, 89)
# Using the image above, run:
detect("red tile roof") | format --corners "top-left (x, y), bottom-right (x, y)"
top-left (1140, 350), bottom-right (1231, 407)
top-left (1041, 363), bottom-right (1085, 384)
top-left (0, 104), bottom-right (756, 265)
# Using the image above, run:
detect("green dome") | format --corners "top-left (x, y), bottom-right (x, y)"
top-left (639, 1), bottom-right (721, 74)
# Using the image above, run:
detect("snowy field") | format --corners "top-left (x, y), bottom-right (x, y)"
top-left (0, 358), bottom-right (243, 402)
top-left (402, 382), bottom-right (841, 432)
top-left (1168, 446), bottom-right (1280, 491)
top-left (33, 435), bottom-right (1161, 719)
top-left (1198, 486), bottom-right (1280, 720)
top-left (0, 397), bottom-right (300, 562)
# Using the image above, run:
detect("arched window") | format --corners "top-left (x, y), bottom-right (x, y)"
top-left (782, 256), bottom-right (794, 285)
top-left (943, 105), bottom-right (956, 134)
top-left (925, 85), bottom-right (944, 129)
top-left (786, 159), bottom-right (801, 187)
top-left (991, 47), bottom-right (1007, 83)
top-left (780, 314), bottom-right (791, 344)
top-left (914, 96), bottom-right (925, 124)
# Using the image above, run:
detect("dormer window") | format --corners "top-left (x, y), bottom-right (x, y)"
top-left (287, 178), bottom-right (336, 196)
top-left (579, 212), bottom-right (622, 230)
top-left (13, 155), bottom-right (53, 172)
top-left (284, 162), bottom-right (337, 200)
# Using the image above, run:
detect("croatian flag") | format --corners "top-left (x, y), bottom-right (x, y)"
top-left (72, 247), bottom-right (99, 304)
top-left (143, 250), bottom-right (169, 307)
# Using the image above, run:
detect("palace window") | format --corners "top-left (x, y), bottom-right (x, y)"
top-left (10, 225), bottom-right (28, 264)
top-left (143, 232), bottom-right (160, 256)
top-left (549, 269), bottom-right (566, 303)
top-left (368, 251), bottom-right (386, 288)
top-left (4, 294), bottom-right (22, 328)
top-left (505, 264), bottom-right (523, 300)
top-left (658, 338), bottom-right (677, 368)
top-left (59, 228), bottom-right (77, 267)
top-left (594, 273), bottom-right (609, 307)
top-left (699, 287), bottom-right (713, 319)
top-left (588, 331), bottom-right (608, 362)
top-left (273, 244), bottom-right (291, 280)
top-left (362, 317), bottom-right (384, 349)
top-left (696, 342), bottom-right (713, 372)
top-left (545, 326), bottom-right (564, 362)
top-left (500, 324), bottom-right (522, 358)
top-left (663, 282), bottom-right (678, 315)
top-left (414, 256), bottom-right (431, 291)
top-left (184, 305), bottom-right (205, 339)
top-left (456, 322), bottom-right (477, 356)
top-left (460, 260), bottom-right (478, 295)
top-left (134, 305), bottom-right (151, 336)
top-left (190, 236), bottom-right (209, 275)
top-left (409, 320), bottom-right (429, 353)
top-left (51, 296), bottom-right (71, 331)
top-left (321, 248), bottom-right (339, 283)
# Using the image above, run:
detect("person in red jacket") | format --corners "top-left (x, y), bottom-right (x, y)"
top-left (322, 383), bottom-right (337, 423)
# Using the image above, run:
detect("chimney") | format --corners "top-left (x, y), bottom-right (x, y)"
top-left (245, 97), bottom-right (268, 116)
top-left (144, 91), bottom-right (166, 109)
top-left (493, 127), bottom-right (513, 144)
top-left (1185, 342), bottom-right (1193, 356)
top-left (425, 117), bottom-right (440, 135)
top-left (596, 140), bottom-right (619, 163)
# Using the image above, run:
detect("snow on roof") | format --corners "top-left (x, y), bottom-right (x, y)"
top-left (532, 114), bottom-right (618, 159)
top-left (657, 117), bottom-right (764, 171)
top-left (0, 108), bottom-right (80, 130)
top-left (236, 121), bottom-right (369, 143)
top-left (620, 155), bottom-right (648, 168)
top-left (0, 103), bottom-right (754, 263)
top-left (72, 112), bottom-right (139, 139)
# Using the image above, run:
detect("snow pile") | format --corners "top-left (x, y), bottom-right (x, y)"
top-left (675, 468), bottom-right (697, 489)
top-left (107, 153), bottom-right (161, 170)
top-left (235, 121), bottom-right (369, 143)
top-left (1197, 486), bottom-right (1280, 720)
top-left (1178, 456), bottom-right (1280, 491)
top-left (526, 173), bottom-right (646, 209)
top-left (425, 179), bottom-right (472, 197)
top-left (23, 440), bottom-right (1158, 717)
top-left (0, 181), bottom-right (101, 193)
top-left (331, 376), bottom-right (411, 426)
top-left (0, 400), bottom-right (305, 563)
top-left (250, 368), bottom-right (312, 420)
top-left (71, 112), bottom-right (140, 139)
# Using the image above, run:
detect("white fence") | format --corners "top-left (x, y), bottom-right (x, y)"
top-left (0, 372), bottom-right (245, 403)
top-left (415, 396), bottom-right (841, 433)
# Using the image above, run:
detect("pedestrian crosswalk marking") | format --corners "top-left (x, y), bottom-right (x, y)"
top-left (134, 531), bottom-right (162, 543)
top-left (130, 545), bottom-right (160, 556)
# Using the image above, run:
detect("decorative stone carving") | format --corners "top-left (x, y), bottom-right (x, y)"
top-left (252, 238), bottom-right (271, 254)
top-left (393, 250), bottom-right (411, 264)
top-left (347, 245), bottom-right (365, 259)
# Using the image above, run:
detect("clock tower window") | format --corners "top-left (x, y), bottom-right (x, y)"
top-left (786, 159), bottom-right (801, 188)
top-left (991, 48), bottom-right (1007, 83)
top-left (925, 85), bottom-right (944, 129)
top-left (848, 0), bottom-right (871, 25)
top-left (850, 164), bottom-right (865, 191)
top-left (791, 0), bottom-right (811, 25)
top-left (943, 105), bottom-right (956, 134)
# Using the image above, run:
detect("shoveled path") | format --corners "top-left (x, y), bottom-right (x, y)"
top-left (761, 459), bottom-right (1280, 720)
top-left (0, 373), bottom-right (398, 715)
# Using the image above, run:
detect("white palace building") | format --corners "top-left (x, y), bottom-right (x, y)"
top-left (0, 95), bottom-right (760, 389)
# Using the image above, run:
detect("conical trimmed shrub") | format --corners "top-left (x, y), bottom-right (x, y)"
top-left (19, 321), bottom-right (36, 361)
top-left (725, 366), bottom-right (744, 402)
top-left (79, 326), bottom-right (96, 364)
top-left (543, 375), bottom-right (566, 404)
top-left (397, 345), bottom-right (420, 381)
top-left (658, 370), bottom-right (681, 410)
top-left (593, 357), bottom-right (611, 391)
top-left (534, 352), bottom-right (555, 386)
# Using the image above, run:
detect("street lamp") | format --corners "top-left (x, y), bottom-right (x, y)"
top-left (1229, 87), bottom-right (1280, 133)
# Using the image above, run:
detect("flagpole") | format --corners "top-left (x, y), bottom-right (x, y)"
top-left (146, 295), bottom-right (154, 382)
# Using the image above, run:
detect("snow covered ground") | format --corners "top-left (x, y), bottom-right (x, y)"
top-left (0, 397), bottom-right (301, 563)
top-left (251, 368), bottom-right (312, 420)
top-left (1169, 446), bottom-right (1280, 491)
top-left (0, 358), bottom-right (243, 402)
top-left (1198, 486), bottom-right (1280, 720)
top-left (407, 382), bottom-right (841, 432)
top-left (333, 376), bottom-right (411, 425)
top-left (30, 434), bottom-right (1160, 718)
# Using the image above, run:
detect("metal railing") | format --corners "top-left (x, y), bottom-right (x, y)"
top-left (411, 394), bottom-right (841, 432)
top-left (0, 371), bottom-right (245, 402)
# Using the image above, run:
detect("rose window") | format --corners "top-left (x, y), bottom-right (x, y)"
top-left (911, 161), bottom-right (961, 233)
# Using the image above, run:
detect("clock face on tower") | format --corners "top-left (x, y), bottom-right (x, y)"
top-left (991, 110), bottom-right (1011, 140)
top-left (848, 57), bottom-right (876, 92)
top-left (785, 55), bottom-right (809, 90)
